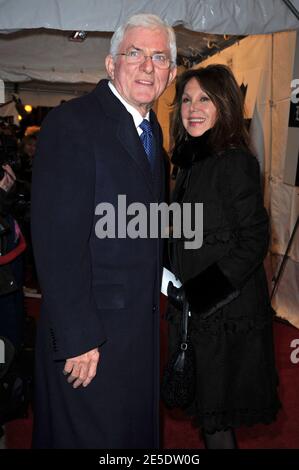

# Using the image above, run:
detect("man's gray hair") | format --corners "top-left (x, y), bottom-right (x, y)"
top-left (110, 13), bottom-right (177, 67)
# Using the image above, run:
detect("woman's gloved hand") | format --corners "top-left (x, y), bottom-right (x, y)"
top-left (167, 281), bottom-right (185, 310)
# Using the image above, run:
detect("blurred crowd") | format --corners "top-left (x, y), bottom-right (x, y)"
top-left (0, 119), bottom-right (38, 351)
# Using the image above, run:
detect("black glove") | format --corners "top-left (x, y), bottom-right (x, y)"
top-left (167, 281), bottom-right (185, 310)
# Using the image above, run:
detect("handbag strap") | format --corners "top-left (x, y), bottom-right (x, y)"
top-left (180, 299), bottom-right (190, 346)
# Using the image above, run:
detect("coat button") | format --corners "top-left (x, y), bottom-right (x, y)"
top-left (152, 305), bottom-right (157, 312)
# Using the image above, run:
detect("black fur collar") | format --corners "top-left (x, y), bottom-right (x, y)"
top-left (171, 130), bottom-right (213, 168)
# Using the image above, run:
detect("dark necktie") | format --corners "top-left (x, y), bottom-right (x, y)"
top-left (139, 119), bottom-right (154, 169)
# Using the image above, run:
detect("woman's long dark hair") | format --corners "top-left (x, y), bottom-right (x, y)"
top-left (172, 64), bottom-right (251, 154)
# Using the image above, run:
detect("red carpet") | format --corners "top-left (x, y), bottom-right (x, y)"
top-left (4, 297), bottom-right (299, 449)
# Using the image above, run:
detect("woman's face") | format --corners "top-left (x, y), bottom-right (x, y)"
top-left (181, 77), bottom-right (217, 137)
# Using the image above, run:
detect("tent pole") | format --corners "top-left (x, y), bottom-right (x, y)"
top-left (281, 0), bottom-right (299, 21)
top-left (271, 214), bottom-right (299, 300)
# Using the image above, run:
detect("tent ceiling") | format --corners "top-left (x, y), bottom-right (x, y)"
top-left (1, 26), bottom-right (243, 105)
top-left (174, 26), bottom-right (244, 67)
top-left (0, 0), bottom-right (299, 35)
top-left (4, 78), bottom-right (95, 96)
top-left (0, 0), bottom-right (298, 92)
top-left (0, 26), bottom-right (244, 84)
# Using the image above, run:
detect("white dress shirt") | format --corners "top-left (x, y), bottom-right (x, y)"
top-left (108, 81), bottom-right (150, 136)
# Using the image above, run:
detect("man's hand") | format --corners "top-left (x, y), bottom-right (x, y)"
top-left (0, 164), bottom-right (16, 192)
top-left (63, 347), bottom-right (100, 388)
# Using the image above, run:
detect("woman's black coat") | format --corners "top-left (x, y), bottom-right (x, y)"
top-left (171, 137), bottom-right (270, 324)
top-left (168, 136), bottom-right (280, 432)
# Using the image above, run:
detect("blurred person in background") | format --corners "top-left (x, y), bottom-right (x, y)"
top-left (17, 134), bottom-right (38, 289)
top-left (0, 162), bottom-right (26, 350)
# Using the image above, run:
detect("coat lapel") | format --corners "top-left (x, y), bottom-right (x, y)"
top-left (116, 116), bottom-right (155, 197)
top-left (150, 110), bottom-right (164, 201)
top-left (94, 80), bottom-right (156, 198)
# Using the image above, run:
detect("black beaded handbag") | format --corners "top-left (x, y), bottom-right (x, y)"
top-left (161, 300), bottom-right (196, 409)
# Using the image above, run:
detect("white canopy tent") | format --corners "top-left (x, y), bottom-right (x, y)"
top-left (0, 0), bottom-right (298, 34)
top-left (0, 0), bottom-right (299, 88)
top-left (0, 0), bottom-right (298, 326)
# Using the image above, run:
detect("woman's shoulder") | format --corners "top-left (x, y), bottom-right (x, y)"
top-left (219, 146), bottom-right (255, 159)
top-left (217, 146), bottom-right (260, 173)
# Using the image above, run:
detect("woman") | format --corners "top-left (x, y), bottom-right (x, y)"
top-left (166, 65), bottom-right (281, 449)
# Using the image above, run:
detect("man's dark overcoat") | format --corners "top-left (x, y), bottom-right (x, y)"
top-left (31, 80), bottom-right (164, 448)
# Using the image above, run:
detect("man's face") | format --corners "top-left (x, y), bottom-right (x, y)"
top-left (105, 26), bottom-right (176, 116)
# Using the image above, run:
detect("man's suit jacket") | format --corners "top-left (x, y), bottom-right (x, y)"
top-left (31, 80), bottom-right (165, 448)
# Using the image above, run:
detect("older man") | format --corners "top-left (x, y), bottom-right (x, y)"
top-left (31, 14), bottom-right (177, 448)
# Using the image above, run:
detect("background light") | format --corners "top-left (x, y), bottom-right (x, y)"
top-left (69, 31), bottom-right (87, 42)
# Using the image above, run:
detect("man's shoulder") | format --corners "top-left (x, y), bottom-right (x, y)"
top-left (41, 80), bottom-right (110, 131)
top-left (52, 85), bottom-right (101, 117)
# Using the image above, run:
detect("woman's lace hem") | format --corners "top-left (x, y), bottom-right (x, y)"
top-left (191, 311), bottom-right (274, 336)
top-left (187, 403), bottom-right (281, 434)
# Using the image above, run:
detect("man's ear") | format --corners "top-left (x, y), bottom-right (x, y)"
top-left (167, 65), bottom-right (177, 87)
top-left (105, 55), bottom-right (115, 80)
